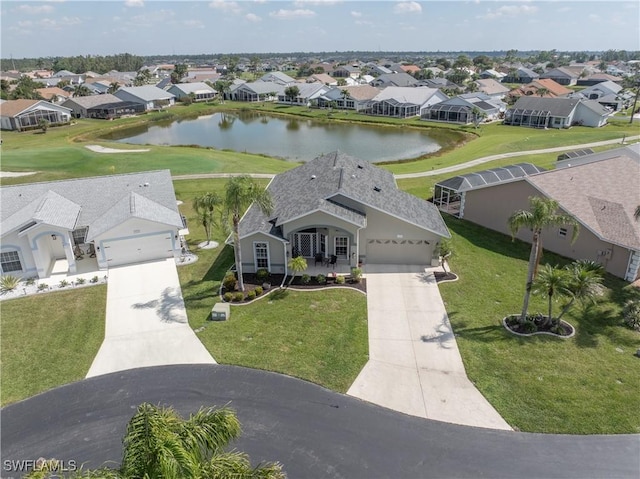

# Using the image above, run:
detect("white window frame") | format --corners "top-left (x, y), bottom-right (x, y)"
top-left (253, 241), bottom-right (270, 271)
top-left (72, 227), bottom-right (88, 246)
top-left (1, 250), bottom-right (23, 273)
top-left (334, 236), bottom-right (349, 259)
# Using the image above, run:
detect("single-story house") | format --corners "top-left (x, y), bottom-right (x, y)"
top-left (84, 81), bottom-right (110, 95)
top-left (0, 170), bottom-right (184, 279)
top-left (331, 65), bottom-right (361, 79)
top-left (504, 97), bottom-right (609, 129)
top-left (316, 85), bottom-right (381, 111)
top-left (455, 145), bottom-right (640, 282)
top-left (421, 93), bottom-right (505, 124)
top-left (540, 67), bottom-right (580, 86)
top-left (0, 99), bottom-right (72, 131)
top-left (166, 82), bottom-right (217, 102)
top-left (259, 71), bottom-right (296, 85)
top-left (114, 86), bottom-right (176, 111)
top-left (370, 72), bottom-right (418, 88)
top-left (570, 80), bottom-right (632, 111)
top-left (479, 69), bottom-right (506, 80)
top-left (34, 87), bottom-right (72, 104)
top-left (474, 79), bottom-right (510, 100)
top-left (236, 151), bottom-right (451, 275)
top-left (502, 67), bottom-right (539, 84)
top-left (576, 73), bottom-right (623, 87)
top-left (365, 87), bottom-right (448, 118)
top-left (507, 79), bottom-right (573, 102)
top-left (277, 82), bottom-right (331, 106)
top-left (61, 94), bottom-right (145, 119)
top-left (306, 73), bottom-right (338, 86)
top-left (229, 81), bottom-right (285, 102)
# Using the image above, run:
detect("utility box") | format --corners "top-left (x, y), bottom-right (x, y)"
top-left (210, 303), bottom-right (230, 321)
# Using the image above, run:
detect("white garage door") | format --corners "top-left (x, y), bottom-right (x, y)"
top-left (103, 233), bottom-right (174, 267)
top-left (366, 239), bottom-right (432, 264)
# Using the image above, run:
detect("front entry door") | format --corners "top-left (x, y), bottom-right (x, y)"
top-left (294, 233), bottom-right (317, 257)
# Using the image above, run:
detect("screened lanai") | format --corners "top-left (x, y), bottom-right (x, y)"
top-left (433, 163), bottom-right (546, 216)
top-left (504, 108), bottom-right (551, 128)
top-left (422, 103), bottom-right (471, 123)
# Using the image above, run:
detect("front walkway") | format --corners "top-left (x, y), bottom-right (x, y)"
top-left (348, 264), bottom-right (511, 430)
top-left (86, 259), bottom-right (215, 378)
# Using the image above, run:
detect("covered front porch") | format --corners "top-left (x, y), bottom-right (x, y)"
top-left (288, 225), bottom-right (359, 272)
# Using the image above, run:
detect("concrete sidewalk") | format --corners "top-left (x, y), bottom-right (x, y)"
top-left (348, 264), bottom-right (511, 430)
top-left (86, 259), bottom-right (215, 378)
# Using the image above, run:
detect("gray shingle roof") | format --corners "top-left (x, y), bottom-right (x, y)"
top-left (239, 151), bottom-right (450, 239)
top-left (61, 93), bottom-right (123, 109)
top-left (509, 97), bottom-right (581, 117)
top-left (115, 85), bottom-right (175, 102)
top-left (1, 170), bottom-right (182, 239)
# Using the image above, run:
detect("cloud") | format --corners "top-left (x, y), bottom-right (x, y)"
top-left (39, 16), bottom-right (82, 29)
top-left (355, 20), bottom-right (373, 26)
top-left (124, 0), bottom-right (144, 7)
top-left (478, 5), bottom-right (538, 20)
top-left (293, 0), bottom-right (340, 5)
top-left (18, 20), bottom-right (33, 27)
top-left (269, 9), bottom-right (316, 19)
top-left (130, 9), bottom-right (175, 27)
top-left (393, 2), bottom-right (422, 15)
top-left (16, 4), bottom-right (54, 14)
top-left (209, 0), bottom-right (242, 14)
top-left (246, 13), bottom-right (262, 22)
top-left (351, 11), bottom-right (362, 18)
top-left (183, 19), bottom-right (204, 28)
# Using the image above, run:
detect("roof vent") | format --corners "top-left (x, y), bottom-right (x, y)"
top-left (311, 175), bottom-right (316, 180)
top-left (373, 186), bottom-right (381, 192)
top-left (357, 164), bottom-right (364, 169)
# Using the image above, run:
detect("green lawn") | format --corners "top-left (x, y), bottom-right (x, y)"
top-left (0, 286), bottom-right (107, 405)
top-left (440, 216), bottom-right (640, 434)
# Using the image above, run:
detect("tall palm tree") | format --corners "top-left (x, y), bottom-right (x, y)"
top-left (508, 196), bottom-right (579, 323)
top-left (537, 87), bottom-right (550, 97)
top-left (340, 89), bottom-right (350, 109)
top-left (193, 192), bottom-right (221, 245)
top-left (107, 81), bottom-right (120, 94)
top-left (223, 176), bottom-right (273, 292)
top-left (73, 84), bottom-right (91, 97)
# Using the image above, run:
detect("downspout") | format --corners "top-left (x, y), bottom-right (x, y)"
top-left (279, 240), bottom-right (288, 288)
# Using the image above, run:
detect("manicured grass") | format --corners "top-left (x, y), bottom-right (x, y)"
top-left (174, 177), bottom-right (369, 393)
top-left (440, 216), bottom-right (640, 434)
top-left (0, 286), bottom-right (107, 405)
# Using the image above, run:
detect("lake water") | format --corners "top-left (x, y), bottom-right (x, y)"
top-left (111, 111), bottom-right (442, 163)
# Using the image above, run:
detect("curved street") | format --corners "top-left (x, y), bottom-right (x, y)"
top-left (2, 365), bottom-right (637, 479)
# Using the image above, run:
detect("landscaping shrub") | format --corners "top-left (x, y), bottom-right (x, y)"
top-left (336, 275), bottom-right (346, 285)
top-left (37, 283), bottom-right (48, 291)
top-left (254, 286), bottom-right (263, 296)
top-left (25, 277), bottom-right (37, 286)
top-left (622, 299), bottom-right (640, 331)
top-left (59, 279), bottom-right (69, 288)
top-left (223, 272), bottom-right (237, 291)
top-left (233, 292), bottom-right (244, 302)
top-left (315, 274), bottom-right (326, 284)
top-left (90, 276), bottom-right (99, 284)
top-left (256, 268), bottom-right (270, 282)
top-left (223, 292), bottom-right (233, 302)
top-left (520, 320), bottom-right (537, 334)
top-left (301, 274), bottom-right (311, 284)
top-left (76, 278), bottom-right (86, 285)
top-left (0, 275), bottom-right (21, 293)
top-left (246, 290), bottom-right (256, 301)
top-left (350, 268), bottom-right (362, 283)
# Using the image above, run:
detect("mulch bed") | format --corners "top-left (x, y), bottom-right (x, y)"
top-left (434, 271), bottom-right (458, 283)
top-left (241, 273), bottom-right (367, 294)
top-left (504, 315), bottom-right (574, 337)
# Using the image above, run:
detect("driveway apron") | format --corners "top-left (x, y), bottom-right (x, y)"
top-left (86, 259), bottom-right (215, 378)
top-left (348, 264), bottom-right (511, 430)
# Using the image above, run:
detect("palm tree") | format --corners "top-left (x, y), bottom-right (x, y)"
top-left (193, 192), bottom-right (221, 245)
top-left (73, 84), bottom-right (91, 97)
top-left (222, 176), bottom-right (273, 292)
top-left (635, 205), bottom-right (640, 221)
top-left (532, 264), bottom-right (571, 327)
top-left (340, 89), bottom-right (350, 109)
top-left (107, 81), bottom-right (120, 94)
top-left (537, 87), bottom-right (550, 97)
top-left (287, 255), bottom-right (308, 286)
top-left (556, 260), bottom-right (604, 322)
top-left (508, 196), bottom-right (579, 323)
top-left (27, 403), bottom-right (285, 478)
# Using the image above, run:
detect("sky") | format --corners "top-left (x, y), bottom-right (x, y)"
top-left (1, 0), bottom-right (639, 59)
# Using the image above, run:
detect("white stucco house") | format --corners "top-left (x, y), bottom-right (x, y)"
top-left (0, 170), bottom-right (184, 279)
top-left (0, 99), bottom-right (72, 131)
top-left (235, 151), bottom-right (451, 276)
top-left (114, 86), bottom-right (176, 111)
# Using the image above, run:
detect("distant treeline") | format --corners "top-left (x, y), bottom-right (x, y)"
top-left (2, 53), bottom-right (145, 74)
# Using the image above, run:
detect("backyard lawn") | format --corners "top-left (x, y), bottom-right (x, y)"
top-left (440, 216), bottom-right (640, 434)
top-left (0, 285), bottom-right (107, 405)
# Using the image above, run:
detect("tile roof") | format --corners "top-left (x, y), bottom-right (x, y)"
top-left (239, 151), bottom-right (450, 240)
top-left (527, 154), bottom-right (640, 250)
top-left (1, 170), bottom-right (183, 239)
top-left (0, 99), bottom-right (39, 117)
top-left (62, 93), bottom-right (123, 108)
top-left (371, 86), bottom-right (442, 105)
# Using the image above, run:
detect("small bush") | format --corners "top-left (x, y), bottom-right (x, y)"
top-left (233, 292), bottom-right (244, 302)
top-left (520, 320), bottom-right (537, 334)
top-left (622, 299), bottom-right (640, 331)
top-left (90, 276), bottom-right (99, 284)
top-left (76, 277), bottom-right (86, 285)
top-left (315, 274), bottom-right (326, 284)
top-left (25, 277), bottom-right (37, 286)
top-left (38, 283), bottom-right (49, 291)
top-left (254, 286), bottom-right (263, 296)
top-left (223, 292), bottom-right (233, 302)
top-left (335, 275), bottom-right (345, 285)
top-left (223, 272), bottom-right (237, 291)
top-left (246, 290), bottom-right (256, 301)
top-left (301, 274), bottom-right (311, 284)
top-left (59, 279), bottom-right (69, 288)
top-left (256, 268), bottom-right (270, 282)
top-left (0, 275), bottom-right (21, 293)
top-left (350, 267), bottom-right (362, 283)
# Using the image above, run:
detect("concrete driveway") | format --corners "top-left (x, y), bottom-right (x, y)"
top-left (86, 259), bottom-right (215, 378)
top-left (348, 264), bottom-right (511, 430)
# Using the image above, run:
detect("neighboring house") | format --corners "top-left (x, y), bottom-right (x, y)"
top-left (34, 87), bottom-right (72, 104)
top-left (400, 65), bottom-right (421, 75)
top-left (572, 80), bottom-right (631, 111)
top-left (502, 67), bottom-right (539, 84)
top-left (474, 79), bottom-right (510, 100)
top-left (166, 82), bottom-right (216, 102)
top-left (365, 87), bottom-right (448, 118)
top-left (114, 86), bottom-right (176, 110)
top-left (259, 71), bottom-right (296, 85)
top-left (62, 93), bottom-right (145, 119)
top-left (229, 81), bottom-right (285, 102)
top-left (417, 78), bottom-right (460, 90)
top-left (479, 69), bottom-right (506, 80)
top-left (504, 97), bottom-right (609, 128)
top-left (236, 151), bottom-right (450, 275)
top-left (277, 82), bottom-right (331, 106)
top-left (421, 93), bottom-right (505, 124)
top-left (363, 63), bottom-right (393, 76)
top-left (507, 79), bottom-right (573, 102)
top-left (454, 145), bottom-right (640, 282)
top-left (0, 99), bottom-right (72, 131)
top-left (576, 73), bottom-right (623, 86)
top-left (0, 170), bottom-right (184, 279)
top-left (331, 65), bottom-right (360, 79)
top-left (540, 67), bottom-right (580, 86)
top-left (306, 73), bottom-right (338, 86)
top-left (317, 85), bottom-right (381, 111)
top-left (84, 81), bottom-right (110, 94)
top-left (370, 72), bottom-right (418, 88)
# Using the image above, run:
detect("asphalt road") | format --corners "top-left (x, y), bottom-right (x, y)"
top-left (2, 365), bottom-right (638, 479)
